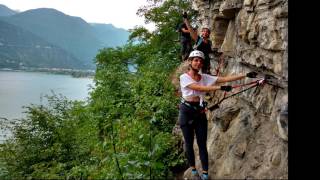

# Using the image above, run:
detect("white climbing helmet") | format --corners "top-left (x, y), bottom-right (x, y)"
top-left (188, 50), bottom-right (205, 60)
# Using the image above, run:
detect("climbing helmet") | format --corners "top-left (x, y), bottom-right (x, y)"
top-left (189, 50), bottom-right (205, 60)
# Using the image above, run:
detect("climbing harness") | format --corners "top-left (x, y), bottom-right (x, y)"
top-left (207, 77), bottom-right (266, 111)
top-left (181, 98), bottom-right (206, 113)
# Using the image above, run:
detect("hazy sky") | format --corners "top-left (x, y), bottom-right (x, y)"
top-left (0, 0), bottom-right (155, 30)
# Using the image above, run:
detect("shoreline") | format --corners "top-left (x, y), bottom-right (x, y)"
top-left (0, 67), bottom-right (95, 78)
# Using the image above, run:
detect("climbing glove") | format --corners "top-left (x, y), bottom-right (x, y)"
top-left (246, 71), bottom-right (258, 78)
top-left (183, 12), bottom-right (188, 19)
top-left (220, 85), bottom-right (232, 92)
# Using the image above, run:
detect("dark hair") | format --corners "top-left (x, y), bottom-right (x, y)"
top-left (202, 27), bottom-right (211, 34)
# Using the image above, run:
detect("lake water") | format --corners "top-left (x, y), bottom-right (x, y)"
top-left (0, 70), bottom-right (94, 119)
top-left (0, 70), bottom-right (94, 142)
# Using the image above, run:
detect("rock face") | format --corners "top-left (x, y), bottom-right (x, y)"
top-left (177, 0), bottom-right (288, 179)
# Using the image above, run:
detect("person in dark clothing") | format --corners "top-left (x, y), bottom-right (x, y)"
top-left (183, 13), bottom-right (213, 74)
top-left (177, 21), bottom-right (192, 61)
top-left (179, 50), bottom-right (258, 179)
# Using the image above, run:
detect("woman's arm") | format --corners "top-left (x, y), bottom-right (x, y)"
top-left (187, 83), bottom-right (221, 92)
top-left (216, 74), bottom-right (246, 83)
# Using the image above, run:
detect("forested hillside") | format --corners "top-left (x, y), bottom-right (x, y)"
top-left (0, 0), bottom-right (193, 179)
top-left (91, 23), bottom-right (129, 47)
top-left (0, 19), bottom-right (83, 69)
top-left (0, 4), bottom-right (16, 16)
top-left (3, 8), bottom-right (106, 69)
top-left (0, 6), bottom-right (130, 70)
top-left (0, 0), bottom-right (289, 179)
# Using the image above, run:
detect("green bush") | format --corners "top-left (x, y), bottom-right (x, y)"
top-left (1, 0), bottom-right (194, 179)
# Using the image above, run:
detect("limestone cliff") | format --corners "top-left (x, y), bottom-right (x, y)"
top-left (173, 0), bottom-right (288, 179)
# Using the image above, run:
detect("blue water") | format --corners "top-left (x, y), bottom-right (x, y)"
top-left (0, 70), bottom-right (94, 119)
top-left (0, 70), bottom-right (94, 142)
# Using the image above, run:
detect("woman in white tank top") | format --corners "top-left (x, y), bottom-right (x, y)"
top-left (178, 50), bottom-right (257, 179)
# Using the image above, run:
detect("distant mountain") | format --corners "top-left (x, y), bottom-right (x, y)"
top-left (0, 19), bottom-right (84, 69)
top-left (91, 23), bottom-right (129, 47)
top-left (0, 7), bottom-right (129, 70)
top-left (0, 4), bottom-right (17, 16)
top-left (2, 8), bottom-right (102, 69)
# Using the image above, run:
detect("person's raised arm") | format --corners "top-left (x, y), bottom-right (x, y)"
top-left (183, 13), bottom-right (198, 41)
top-left (181, 27), bottom-right (190, 33)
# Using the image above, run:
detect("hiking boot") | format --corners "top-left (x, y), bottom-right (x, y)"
top-left (201, 173), bottom-right (209, 180)
top-left (191, 168), bottom-right (199, 177)
top-left (191, 169), bottom-right (198, 175)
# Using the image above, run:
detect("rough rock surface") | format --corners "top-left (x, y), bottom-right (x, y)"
top-left (173, 0), bottom-right (288, 179)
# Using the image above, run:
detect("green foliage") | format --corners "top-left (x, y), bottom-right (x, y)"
top-left (1, 0), bottom-right (192, 179)
top-left (0, 94), bottom-right (99, 179)
top-left (129, 26), bottom-right (152, 42)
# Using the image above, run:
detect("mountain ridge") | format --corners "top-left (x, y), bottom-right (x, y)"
top-left (0, 4), bottom-right (17, 16)
top-left (0, 19), bottom-right (84, 69)
top-left (0, 5), bottom-right (130, 70)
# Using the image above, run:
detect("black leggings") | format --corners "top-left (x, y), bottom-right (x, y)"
top-left (179, 102), bottom-right (208, 171)
top-left (181, 40), bottom-right (192, 60)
